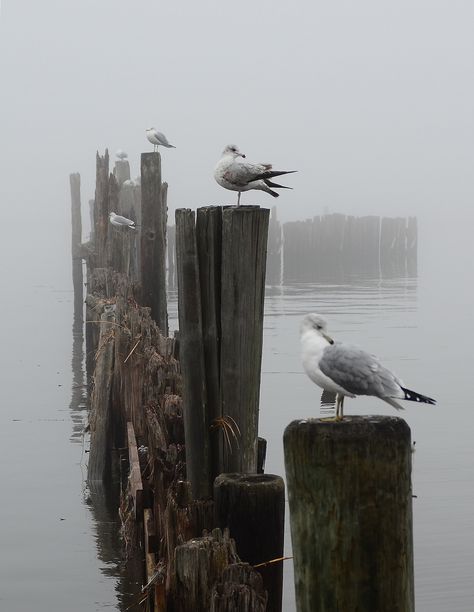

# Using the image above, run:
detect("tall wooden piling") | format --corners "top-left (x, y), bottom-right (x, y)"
top-left (220, 206), bottom-right (269, 472)
top-left (94, 150), bottom-right (110, 268)
top-left (70, 173), bottom-right (83, 322)
top-left (176, 205), bottom-right (269, 482)
top-left (214, 473), bottom-right (285, 612)
top-left (141, 152), bottom-right (168, 335)
top-left (114, 159), bottom-right (130, 186)
top-left (175, 209), bottom-right (212, 499)
top-left (284, 416), bottom-right (414, 612)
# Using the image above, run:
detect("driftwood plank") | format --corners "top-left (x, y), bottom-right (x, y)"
top-left (127, 421), bottom-right (144, 520)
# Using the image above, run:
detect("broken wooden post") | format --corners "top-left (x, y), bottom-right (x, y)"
top-left (167, 224), bottom-right (176, 290)
top-left (93, 150), bottom-right (110, 268)
top-left (140, 152), bottom-right (168, 335)
top-left (175, 208), bottom-right (212, 499)
top-left (127, 421), bottom-right (144, 520)
top-left (284, 416), bottom-right (414, 612)
top-left (172, 528), bottom-right (239, 612)
top-left (87, 307), bottom-right (116, 482)
top-left (211, 563), bottom-right (268, 611)
top-left (214, 473), bottom-right (285, 612)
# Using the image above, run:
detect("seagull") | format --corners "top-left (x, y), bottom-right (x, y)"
top-left (116, 149), bottom-right (128, 160)
top-left (146, 128), bottom-right (176, 151)
top-left (109, 212), bottom-right (136, 230)
top-left (300, 313), bottom-right (436, 420)
top-left (214, 144), bottom-right (296, 206)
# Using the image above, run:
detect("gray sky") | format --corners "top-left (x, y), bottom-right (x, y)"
top-left (0, 0), bottom-right (473, 261)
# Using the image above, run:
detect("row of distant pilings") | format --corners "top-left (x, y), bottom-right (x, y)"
top-left (70, 149), bottom-right (415, 612)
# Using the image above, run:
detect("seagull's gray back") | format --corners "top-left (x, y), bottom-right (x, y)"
top-left (319, 342), bottom-right (403, 398)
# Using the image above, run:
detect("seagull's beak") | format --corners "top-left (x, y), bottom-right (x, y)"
top-left (322, 332), bottom-right (334, 345)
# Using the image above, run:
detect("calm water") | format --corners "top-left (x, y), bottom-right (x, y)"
top-left (1, 224), bottom-right (473, 610)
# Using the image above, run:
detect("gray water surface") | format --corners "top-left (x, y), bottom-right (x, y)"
top-left (1, 227), bottom-right (472, 611)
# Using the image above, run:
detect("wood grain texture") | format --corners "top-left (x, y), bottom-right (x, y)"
top-left (175, 208), bottom-right (212, 499)
top-left (140, 152), bottom-right (168, 334)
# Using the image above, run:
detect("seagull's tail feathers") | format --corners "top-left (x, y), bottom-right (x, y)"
top-left (262, 185), bottom-right (280, 198)
top-left (383, 397), bottom-right (405, 411)
top-left (257, 169), bottom-right (297, 180)
top-left (400, 387), bottom-right (436, 405)
top-left (128, 225), bottom-right (137, 230)
top-left (163, 143), bottom-right (176, 148)
top-left (264, 178), bottom-right (292, 190)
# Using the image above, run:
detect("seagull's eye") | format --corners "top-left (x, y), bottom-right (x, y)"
top-left (315, 324), bottom-right (322, 330)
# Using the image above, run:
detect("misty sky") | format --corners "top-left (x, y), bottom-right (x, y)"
top-left (0, 0), bottom-right (473, 277)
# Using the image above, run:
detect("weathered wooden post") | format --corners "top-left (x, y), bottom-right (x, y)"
top-left (219, 206), bottom-right (269, 472)
top-left (93, 150), bottom-right (110, 268)
top-left (141, 152), bottom-right (168, 335)
top-left (69, 173), bottom-right (83, 323)
top-left (114, 158), bottom-right (130, 186)
top-left (284, 416), bottom-right (414, 612)
top-left (175, 208), bottom-right (212, 499)
top-left (214, 473), bottom-right (285, 612)
top-left (406, 216), bottom-right (417, 276)
top-left (87, 307), bottom-right (116, 482)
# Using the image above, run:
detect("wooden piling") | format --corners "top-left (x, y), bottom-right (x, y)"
top-left (87, 308), bottom-right (116, 482)
top-left (219, 206), bottom-right (269, 472)
top-left (284, 416), bottom-right (414, 612)
top-left (140, 152), bottom-right (168, 335)
top-left (175, 208), bottom-right (212, 499)
top-left (69, 173), bottom-right (83, 323)
top-left (93, 150), bottom-right (110, 268)
top-left (114, 159), bottom-right (130, 186)
top-left (214, 473), bottom-right (285, 612)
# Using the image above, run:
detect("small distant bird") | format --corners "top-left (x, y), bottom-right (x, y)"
top-left (109, 212), bottom-right (136, 230)
top-left (116, 149), bottom-right (128, 160)
top-left (214, 144), bottom-right (296, 206)
top-left (146, 128), bottom-right (176, 151)
top-left (300, 313), bottom-right (436, 420)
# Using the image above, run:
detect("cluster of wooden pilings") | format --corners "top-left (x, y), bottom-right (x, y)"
top-left (71, 151), bottom-right (416, 612)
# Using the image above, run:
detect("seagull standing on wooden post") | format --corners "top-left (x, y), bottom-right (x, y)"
top-left (214, 144), bottom-right (296, 206)
top-left (145, 128), bottom-right (176, 152)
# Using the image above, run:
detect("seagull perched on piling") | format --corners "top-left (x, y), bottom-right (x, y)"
top-left (214, 144), bottom-right (296, 206)
top-left (109, 212), bottom-right (136, 230)
top-left (145, 128), bottom-right (176, 151)
top-left (300, 313), bottom-right (436, 420)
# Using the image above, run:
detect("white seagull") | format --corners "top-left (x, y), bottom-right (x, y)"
top-left (300, 313), bottom-right (436, 420)
top-left (214, 144), bottom-right (296, 206)
top-left (109, 212), bottom-right (136, 230)
top-left (116, 149), bottom-right (128, 160)
top-left (146, 128), bottom-right (176, 151)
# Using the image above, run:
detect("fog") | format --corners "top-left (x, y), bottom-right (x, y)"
top-left (1, 1), bottom-right (474, 610)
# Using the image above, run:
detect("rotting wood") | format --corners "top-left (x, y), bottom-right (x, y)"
top-left (87, 308), bottom-right (116, 482)
top-left (210, 563), bottom-right (268, 612)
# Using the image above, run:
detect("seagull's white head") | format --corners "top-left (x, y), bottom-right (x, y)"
top-left (109, 212), bottom-right (117, 218)
top-left (300, 313), bottom-right (334, 344)
top-left (222, 144), bottom-right (246, 159)
top-left (146, 127), bottom-right (155, 132)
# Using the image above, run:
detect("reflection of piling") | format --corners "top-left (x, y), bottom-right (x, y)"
top-left (284, 416), bottom-right (414, 612)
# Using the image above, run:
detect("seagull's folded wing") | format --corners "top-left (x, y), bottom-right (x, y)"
top-left (223, 162), bottom-right (271, 187)
top-left (319, 343), bottom-right (403, 398)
